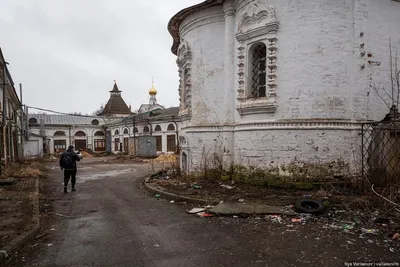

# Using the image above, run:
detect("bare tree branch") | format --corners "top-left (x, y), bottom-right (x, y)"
top-left (373, 85), bottom-right (392, 110)
top-left (389, 39), bottom-right (394, 107)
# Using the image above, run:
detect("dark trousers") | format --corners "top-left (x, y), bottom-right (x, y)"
top-left (64, 169), bottom-right (77, 188)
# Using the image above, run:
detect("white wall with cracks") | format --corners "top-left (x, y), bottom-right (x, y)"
top-left (172, 0), bottom-right (400, 174)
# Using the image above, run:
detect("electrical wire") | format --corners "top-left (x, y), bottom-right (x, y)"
top-left (25, 105), bottom-right (103, 118)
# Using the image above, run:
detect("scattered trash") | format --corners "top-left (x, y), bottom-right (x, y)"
top-left (334, 210), bottom-right (347, 214)
top-left (205, 205), bottom-right (214, 209)
top-left (187, 208), bottom-right (205, 214)
top-left (343, 224), bottom-right (354, 230)
top-left (197, 212), bottom-right (214, 217)
top-left (266, 215), bottom-right (282, 224)
top-left (169, 200), bottom-right (175, 204)
top-left (31, 243), bottom-right (39, 248)
top-left (389, 248), bottom-right (395, 252)
top-left (47, 243), bottom-right (53, 247)
top-left (219, 200), bottom-right (224, 204)
top-left (393, 233), bottom-right (400, 240)
top-left (367, 239), bottom-right (374, 244)
top-left (291, 218), bottom-right (302, 223)
top-left (154, 244), bottom-right (161, 248)
top-left (192, 185), bottom-right (201, 189)
top-left (220, 184), bottom-right (234, 189)
top-left (155, 194), bottom-right (161, 200)
top-left (286, 224), bottom-right (294, 228)
top-left (360, 228), bottom-right (379, 235)
top-left (346, 241), bottom-right (353, 245)
top-left (238, 199), bottom-right (245, 202)
top-left (50, 228), bottom-right (55, 231)
top-left (329, 224), bottom-right (342, 230)
top-left (233, 215), bottom-right (239, 218)
top-left (303, 194), bottom-right (312, 198)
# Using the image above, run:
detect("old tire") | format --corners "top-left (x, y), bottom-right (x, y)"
top-left (294, 199), bottom-right (325, 215)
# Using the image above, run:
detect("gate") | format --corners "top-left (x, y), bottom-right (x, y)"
top-left (361, 119), bottom-right (400, 187)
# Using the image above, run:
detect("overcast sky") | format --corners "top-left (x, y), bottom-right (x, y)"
top-left (0, 0), bottom-right (201, 115)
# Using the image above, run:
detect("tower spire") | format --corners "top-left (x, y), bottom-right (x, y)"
top-left (149, 78), bottom-right (157, 105)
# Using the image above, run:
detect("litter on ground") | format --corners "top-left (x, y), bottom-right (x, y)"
top-left (187, 208), bottom-right (205, 214)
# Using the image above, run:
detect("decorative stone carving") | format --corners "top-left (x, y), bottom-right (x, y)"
top-left (237, 46), bottom-right (245, 101)
top-left (176, 40), bottom-right (192, 118)
top-left (235, 8), bottom-right (279, 116)
top-left (179, 136), bottom-right (187, 147)
top-left (236, 8), bottom-right (278, 42)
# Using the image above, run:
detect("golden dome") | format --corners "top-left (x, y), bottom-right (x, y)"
top-left (149, 84), bottom-right (157, 95)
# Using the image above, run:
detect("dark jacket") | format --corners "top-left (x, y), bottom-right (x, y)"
top-left (60, 149), bottom-right (81, 170)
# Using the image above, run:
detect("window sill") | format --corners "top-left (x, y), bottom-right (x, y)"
top-left (236, 98), bottom-right (277, 116)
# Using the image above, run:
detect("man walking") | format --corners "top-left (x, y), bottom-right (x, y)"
top-left (60, 145), bottom-right (81, 193)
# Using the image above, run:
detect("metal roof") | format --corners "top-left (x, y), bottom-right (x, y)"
top-left (27, 114), bottom-right (120, 126)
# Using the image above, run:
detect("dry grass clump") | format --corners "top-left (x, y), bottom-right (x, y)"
top-left (2, 159), bottom-right (45, 178)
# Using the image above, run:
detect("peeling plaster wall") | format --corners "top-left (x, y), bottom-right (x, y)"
top-left (177, 0), bottom-right (400, 174)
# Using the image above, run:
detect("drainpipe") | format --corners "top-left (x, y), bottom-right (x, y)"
top-left (68, 125), bottom-right (71, 147)
top-left (146, 119), bottom-right (152, 136)
top-left (1, 61), bottom-right (8, 169)
top-left (171, 116), bottom-right (179, 154)
top-left (19, 83), bottom-right (24, 162)
top-left (132, 116), bottom-right (136, 157)
top-left (124, 121), bottom-right (130, 154)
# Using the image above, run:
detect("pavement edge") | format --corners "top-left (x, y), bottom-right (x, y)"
top-left (0, 178), bottom-right (40, 263)
top-left (141, 176), bottom-right (219, 205)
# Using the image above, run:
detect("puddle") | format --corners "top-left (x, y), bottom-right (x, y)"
top-left (77, 169), bottom-right (136, 183)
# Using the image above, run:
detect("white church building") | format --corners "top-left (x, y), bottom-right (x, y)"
top-left (168, 0), bottom-right (400, 175)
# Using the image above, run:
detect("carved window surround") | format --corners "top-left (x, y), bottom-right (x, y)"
top-left (176, 39), bottom-right (192, 120)
top-left (235, 8), bottom-right (279, 116)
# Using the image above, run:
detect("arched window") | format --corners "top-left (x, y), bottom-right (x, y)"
top-left (114, 129), bottom-right (119, 135)
top-left (154, 125), bottom-right (162, 132)
top-left (91, 119), bottom-right (99, 125)
top-left (29, 118), bottom-right (38, 125)
top-left (94, 131), bottom-right (105, 136)
top-left (143, 126), bottom-right (149, 133)
top-left (249, 42), bottom-right (267, 98)
top-left (54, 131), bottom-right (66, 137)
top-left (123, 128), bottom-right (129, 134)
top-left (167, 123), bottom-right (175, 131)
top-left (75, 131), bottom-right (86, 137)
top-left (133, 127), bottom-right (138, 133)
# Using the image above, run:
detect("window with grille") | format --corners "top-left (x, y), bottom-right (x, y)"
top-left (167, 135), bottom-right (176, 152)
top-left (249, 43), bottom-right (267, 98)
top-left (114, 138), bottom-right (119, 151)
top-left (123, 128), bottom-right (129, 134)
top-left (54, 139), bottom-right (66, 153)
top-left (94, 139), bottom-right (105, 151)
top-left (154, 125), bottom-right (161, 132)
top-left (143, 126), bottom-right (149, 133)
top-left (156, 136), bottom-right (162, 151)
top-left (167, 123), bottom-right (175, 131)
top-left (123, 137), bottom-right (129, 152)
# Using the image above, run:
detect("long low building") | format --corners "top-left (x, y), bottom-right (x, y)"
top-left (27, 83), bottom-right (181, 156)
